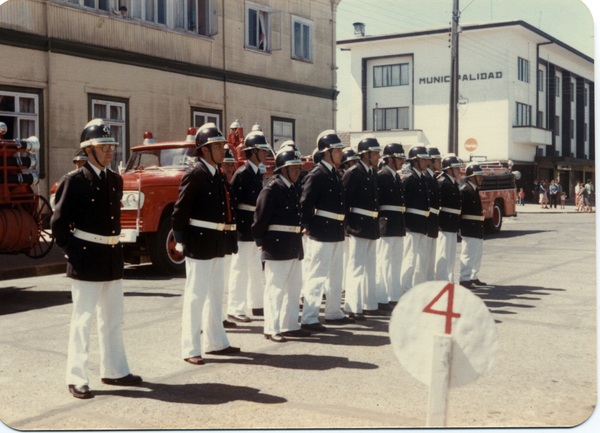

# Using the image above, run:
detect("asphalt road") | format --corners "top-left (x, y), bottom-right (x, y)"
top-left (0, 211), bottom-right (597, 432)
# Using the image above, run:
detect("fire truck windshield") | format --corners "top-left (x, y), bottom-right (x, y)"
top-left (125, 147), bottom-right (196, 172)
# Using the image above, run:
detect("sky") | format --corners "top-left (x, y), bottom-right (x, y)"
top-left (335, 0), bottom-right (597, 131)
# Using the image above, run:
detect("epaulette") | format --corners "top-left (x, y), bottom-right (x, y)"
top-left (266, 176), bottom-right (278, 187)
top-left (310, 165), bottom-right (319, 173)
top-left (237, 166), bottom-right (246, 173)
top-left (67, 168), bottom-right (79, 175)
top-left (459, 183), bottom-right (468, 190)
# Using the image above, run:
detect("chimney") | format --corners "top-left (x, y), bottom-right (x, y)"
top-left (353, 22), bottom-right (365, 37)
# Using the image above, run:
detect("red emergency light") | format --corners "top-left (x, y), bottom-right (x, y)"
top-left (143, 131), bottom-right (155, 145)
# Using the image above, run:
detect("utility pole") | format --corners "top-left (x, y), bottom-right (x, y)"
top-left (448, 0), bottom-right (460, 155)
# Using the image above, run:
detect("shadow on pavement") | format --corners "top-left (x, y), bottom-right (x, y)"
top-left (0, 286), bottom-right (71, 316)
top-left (485, 229), bottom-right (553, 240)
top-left (95, 382), bottom-right (286, 405)
top-left (468, 284), bottom-right (565, 316)
top-left (125, 291), bottom-right (181, 298)
top-left (123, 265), bottom-right (185, 281)
top-left (206, 353), bottom-right (378, 370)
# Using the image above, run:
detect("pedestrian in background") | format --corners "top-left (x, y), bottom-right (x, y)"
top-left (549, 180), bottom-right (559, 209)
top-left (539, 180), bottom-right (549, 209)
top-left (518, 188), bottom-right (525, 206)
top-left (532, 179), bottom-right (539, 204)
top-left (575, 181), bottom-right (583, 211)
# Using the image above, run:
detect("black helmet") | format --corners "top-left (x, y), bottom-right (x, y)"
top-left (356, 137), bottom-right (382, 155)
top-left (441, 154), bottom-right (462, 170)
top-left (274, 147), bottom-right (302, 173)
top-left (465, 164), bottom-right (485, 177)
top-left (312, 147), bottom-right (323, 165)
top-left (223, 144), bottom-right (236, 163)
top-left (195, 122), bottom-right (226, 149)
top-left (244, 131), bottom-right (272, 152)
top-left (316, 130), bottom-right (344, 152)
top-left (279, 140), bottom-right (302, 159)
top-left (73, 148), bottom-right (88, 162)
top-left (407, 145), bottom-right (431, 160)
top-left (340, 147), bottom-right (359, 166)
top-left (381, 143), bottom-right (405, 159)
top-left (79, 119), bottom-right (118, 148)
top-left (426, 146), bottom-right (442, 159)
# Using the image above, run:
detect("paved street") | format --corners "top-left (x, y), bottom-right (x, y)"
top-left (0, 211), bottom-right (597, 431)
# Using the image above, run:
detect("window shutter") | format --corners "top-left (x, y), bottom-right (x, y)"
top-left (208, 0), bottom-right (219, 36)
top-left (269, 10), bottom-right (282, 51)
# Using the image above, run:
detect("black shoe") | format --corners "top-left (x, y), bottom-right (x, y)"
top-left (282, 329), bottom-right (311, 337)
top-left (206, 346), bottom-right (241, 355)
top-left (227, 314), bottom-right (251, 323)
top-left (301, 322), bottom-right (327, 332)
top-left (68, 384), bottom-right (93, 399)
top-left (223, 320), bottom-right (237, 328)
top-left (348, 312), bottom-right (366, 321)
top-left (101, 374), bottom-right (143, 386)
top-left (264, 333), bottom-right (287, 343)
top-left (459, 280), bottom-right (474, 288)
top-left (378, 303), bottom-right (394, 311)
top-left (363, 309), bottom-right (386, 316)
top-left (470, 279), bottom-right (487, 286)
top-left (252, 308), bottom-right (264, 317)
top-left (184, 356), bottom-right (205, 365)
top-left (324, 316), bottom-right (356, 324)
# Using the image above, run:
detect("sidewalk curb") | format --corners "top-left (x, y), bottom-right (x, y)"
top-left (0, 263), bottom-right (66, 282)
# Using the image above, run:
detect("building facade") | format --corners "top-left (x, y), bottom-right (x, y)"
top-left (0, 0), bottom-right (340, 195)
top-left (338, 21), bottom-right (594, 200)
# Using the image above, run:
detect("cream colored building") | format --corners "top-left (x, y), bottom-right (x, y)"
top-left (0, 0), bottom-right (341, 195)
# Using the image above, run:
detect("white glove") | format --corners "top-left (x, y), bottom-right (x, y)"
top-left (175, 243), bottom-right (184, 253)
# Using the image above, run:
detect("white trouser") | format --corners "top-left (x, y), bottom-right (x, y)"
top-left (66, 279), bottom-right (130, 386)
top-left (301, 240), bottom-right (345, 324)
top-left (301, 236), bottom-right (312, 298)
top-left (227, 241), bottom-right (264, 315)
top-left (459, 236), bottom-right (483, 282)
top-left (342, 237), bottom-right (350, 290)
top-left (182, 257), bottom-right (230, 358)
top-left (221, 254), bottom-right (232, 321)
top-left (425, 236), bottom-right (437, 281)
top-left (376, 236), bottom-right (404, 303)
top-left (400, 231), bottom-right (428, 293)
top-left (344, 235), bottom-right (378, 313)
top-left (434, 231), bottom-right (457, 282)
top-left (264, 259), bottom-right (302, 335)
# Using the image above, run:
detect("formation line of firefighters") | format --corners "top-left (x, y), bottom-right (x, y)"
top-left (51, 120), bottom-right (487, 399)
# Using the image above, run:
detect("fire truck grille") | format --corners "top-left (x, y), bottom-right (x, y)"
top-left (121, 213), bottom-right (144, 230)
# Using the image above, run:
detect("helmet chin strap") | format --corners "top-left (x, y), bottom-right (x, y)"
top-left (89, 147), bottom-right (106, 169)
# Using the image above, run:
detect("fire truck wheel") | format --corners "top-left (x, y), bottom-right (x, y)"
top-left (149, 217), bottom-right (185, 274)
top-left (485, 199), bottom-right (503, 234)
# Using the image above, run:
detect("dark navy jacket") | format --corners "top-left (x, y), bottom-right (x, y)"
top-left (342, 162), bottom-right (380, 240)
top-left (252, 175), bottom-right (304, 261)
top-left (172, 160), bottom-right (228, 260)
top-left (402, 168), bottom-right (430, 235)
top-left (222, 169), bottom-right (238, 255)
top-left (230, 161), bottom-right (263, 242)
top-left (377, 165), bottom-right (406, 237)
top-left (51, 162), bottom-right (124, 281)
top-left (300, 162), bottom-right (346, 242)
top-left (422, 169), bottom-right (440, 238)
top-left (460, 181), bottom-right (484, 239)
top-left (437, 172), bottom-right (462, 233)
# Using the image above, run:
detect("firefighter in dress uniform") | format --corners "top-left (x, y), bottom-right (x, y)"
top-left (337, 147), bottom-right (359, 291)
top-left (252, 147), bottom-right (307, 342)
top-left (376, 143), bottom-right (406, 309)
top-left (400, 146), bottom-right (431, 293)
top-left (434, 154), bottom-right (463, 282)
top-left (172, 123), bottom-right (241, 366)
top-left (51, 119), bottom-right (142, 399)
top-left (72, 148), bottom-right (88, 169)
top-left (226, 131), bottom-right (272, 321)
top-left (299, 130), bottom-right (354, 332)
top-left (228, 119), bottom-right (245, 161)
top-left (459, 164), bottom-right (487, 288)
top-left (342, 137), bottom-right (381, 320)
top-left (423, 146), bottom-right (442, 281)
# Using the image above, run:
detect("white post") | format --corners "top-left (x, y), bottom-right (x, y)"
top-left (427, 333), bottom-right (453, 427)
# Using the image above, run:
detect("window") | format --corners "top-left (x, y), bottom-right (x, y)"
top-left (537, 111), bottom-right (544, 128)
top-left (515, 102), bottom-right (531, 126)
top-left (173, 0), bottom-right (218, 36)
top-left (555, 115), bottom-right (560, 136)
top-left (571, 83), bottom-right (574, 102)
top-left (585, 88), bottom-right (588, 106)
top-left (585, 123), bottom-right (588, 141)
top-left (291, 15), bottom-right (313, 62)
top-left (570, 119), bottom-right (574, 139)
top-left (245, 2), bottom-right (281, 52)
top-left (0, 90), bottom-right (40, 174)
top-left (129, 0), bottom-right (167, 25)
top-left (91, 98), bottom-right (127, 171)
top-left (555, 77), bottom-right (560, 97)
top-left (272, 117), bottom-right (294, 150)
top-left (192, 109), bottom-right (220, 130)
top-left (67, 0), bottom-right (110, 12)
top-left (517, 58), bottom-right (529, 83)
top-left (374, 107), bottom-right (409, 131)
top-left (373, 64), bottom-right (409, 88)
top-left (537, 70), bottom-right (543, 91)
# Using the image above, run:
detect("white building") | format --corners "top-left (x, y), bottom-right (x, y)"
top-left (338, 20), bottom-right (594, 200)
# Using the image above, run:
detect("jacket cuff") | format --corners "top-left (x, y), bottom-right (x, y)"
top-left (173, 230), bottom-right (185, 243)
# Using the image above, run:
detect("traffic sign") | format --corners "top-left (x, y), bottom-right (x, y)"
top-left (464, 138), bottom-right (478, 152)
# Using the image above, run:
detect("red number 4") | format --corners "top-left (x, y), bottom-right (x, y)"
top-left (423, 283), bottom-right (461, 335)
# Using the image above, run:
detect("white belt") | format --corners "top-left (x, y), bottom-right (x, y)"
top-left (268, 224), bottom-right (302, 234)
top-left (237, 204), bottom-right (256, 212)
top-left (428, 208), bottom-right (440, 215)
top-left (440, 206), bottom-right (461, 215)
top-left (461, 214), bottom-right (485, 221)
top-left (379, 205), bottom-right (406, 213)
top-left (350, 207), bottom-right (378, 218)
top-left (73, 229), bottom-right (119, 245)
top-left (405, 208), bottom-right (430, 217)
top-left (224, 224), bottom-right (237, 231)
top-left (189, 218), bottom-right (225, 231)
top-left (315, 209), bottom-right (345, 221)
